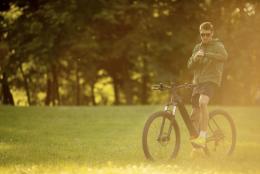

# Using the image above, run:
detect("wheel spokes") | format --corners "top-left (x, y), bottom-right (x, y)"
top-left (147, 116), bottom-right (177, 161)
top-left (207, 115), bottom-right (233, 156)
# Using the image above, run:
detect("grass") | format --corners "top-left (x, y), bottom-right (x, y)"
top-left (0, 105), bottom-right (260, 174)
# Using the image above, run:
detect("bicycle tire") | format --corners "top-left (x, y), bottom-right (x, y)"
top-left (205, 109), bottom-right (236, 156)
top-left (142, 111), bottom-right (180, 161)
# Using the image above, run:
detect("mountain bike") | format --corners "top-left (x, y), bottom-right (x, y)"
top-left (142, 83), bottom-right (236, 161)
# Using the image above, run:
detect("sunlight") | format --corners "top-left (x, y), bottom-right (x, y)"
top-left (0, 142), bottom-right (14, 151)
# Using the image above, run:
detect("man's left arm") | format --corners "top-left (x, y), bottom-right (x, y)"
top-left (205, 43), bottom-right (228, 62)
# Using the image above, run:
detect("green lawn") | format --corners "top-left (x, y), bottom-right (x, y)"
top-left (0, 105), bottom-right (260, 174)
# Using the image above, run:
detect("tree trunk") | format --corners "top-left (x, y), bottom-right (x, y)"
top-left (90, 82), bottom-right (96, 106)
top-left (1, 72), bottom-right (14, 105)
top-left (122, 73), bottom-right (133, 105)
top-left (19, 64), bottom-right (31, 105)
top-left (124, 81), bottom-right (133, 105)
top-left (51, 64), bottom-right (60, 105)
top-left (45, 73), bottom-right (52, 106)
top-left (112, 76), bottom-right (120, 105)
top-left (76, 61), bottom-right (80, 105)
top-left (141, 58), bottom-right (149, 104)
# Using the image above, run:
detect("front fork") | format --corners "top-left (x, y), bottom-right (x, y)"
top-left (164, 104), bottom-right (177, 116)
top-left (157, 104), bottom-right (177, 142)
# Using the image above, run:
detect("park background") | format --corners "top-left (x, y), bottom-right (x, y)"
top-left (1, 1), bottom-right (260, 174)
top-left (1, 0), bottom-right (260, 106)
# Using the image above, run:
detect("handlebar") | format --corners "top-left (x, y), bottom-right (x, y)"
top-left (151, 83), bottom-right (196, 91)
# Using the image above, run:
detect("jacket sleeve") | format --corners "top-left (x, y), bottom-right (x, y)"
top-left (187, 45), bottom-right (199, 70)
top-left (205, 42), bottom-right (228, 62)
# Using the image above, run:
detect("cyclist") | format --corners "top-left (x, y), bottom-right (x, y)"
top-left (187, 22), bottom-right (228, 148)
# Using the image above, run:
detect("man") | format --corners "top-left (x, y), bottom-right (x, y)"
top-left (187, 22), bottom-right (228, 148)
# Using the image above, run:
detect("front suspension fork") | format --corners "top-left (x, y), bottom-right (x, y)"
top-left (157, 105), bottom-right (177, 141)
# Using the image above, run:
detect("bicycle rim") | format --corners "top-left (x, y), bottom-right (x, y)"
top-left (206, 110), bottom-right (236, 157)
top-left (143, 112), bottom-right (180, 161)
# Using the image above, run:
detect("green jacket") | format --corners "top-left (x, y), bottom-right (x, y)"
top-left (187, 39), bottom-right (228, 86)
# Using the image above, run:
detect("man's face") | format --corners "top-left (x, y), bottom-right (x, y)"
top-left (200, 29), bottom-right (213, 44)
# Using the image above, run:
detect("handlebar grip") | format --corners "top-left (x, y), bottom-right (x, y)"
top-left (151, 83), bottom-right (164, 90)
top-left (151, 86), bottom-right (158, 90)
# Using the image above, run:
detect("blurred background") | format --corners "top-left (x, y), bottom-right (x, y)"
top-left (0, 0), bottom-right (259, 106)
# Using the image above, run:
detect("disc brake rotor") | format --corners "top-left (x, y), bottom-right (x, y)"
top-left (157, 133), bottom-right (170, 146)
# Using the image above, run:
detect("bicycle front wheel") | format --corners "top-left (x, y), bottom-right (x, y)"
top-left (205, 109), bottom-right (236, 157)
top-left (142, 111), bottom-right (180, 161)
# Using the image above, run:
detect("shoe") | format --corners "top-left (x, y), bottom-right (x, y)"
top-left (190, 136), bottom-right (206, 148)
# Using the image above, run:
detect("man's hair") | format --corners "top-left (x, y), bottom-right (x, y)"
top-left (199, 22), bottom-right (214, 31)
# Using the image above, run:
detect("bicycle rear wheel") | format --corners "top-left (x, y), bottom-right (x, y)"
top-left (205, 109), bottom-right (236, 156)
top-left (142, 111), bottom-right (180, 161)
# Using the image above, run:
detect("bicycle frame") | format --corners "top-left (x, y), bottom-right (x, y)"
top-left (144, 83), bottom-right (236, 160)
top-left (164, 88), bottom-right (199, 138)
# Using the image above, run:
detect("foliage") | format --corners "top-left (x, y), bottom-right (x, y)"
top-left (0, 0), bottom-right (260, 105)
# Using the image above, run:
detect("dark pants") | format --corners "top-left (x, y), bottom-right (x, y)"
top-left (191, 82), bottom-right (218, 108)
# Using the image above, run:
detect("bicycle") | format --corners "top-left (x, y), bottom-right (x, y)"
top-left (142, 83), bottom-right (236, 161)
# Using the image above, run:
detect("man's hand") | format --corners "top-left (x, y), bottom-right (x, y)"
top-left (197, 50), bottom-right (204, 57)
top-left (193, 50), bottom-right (204, 62)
